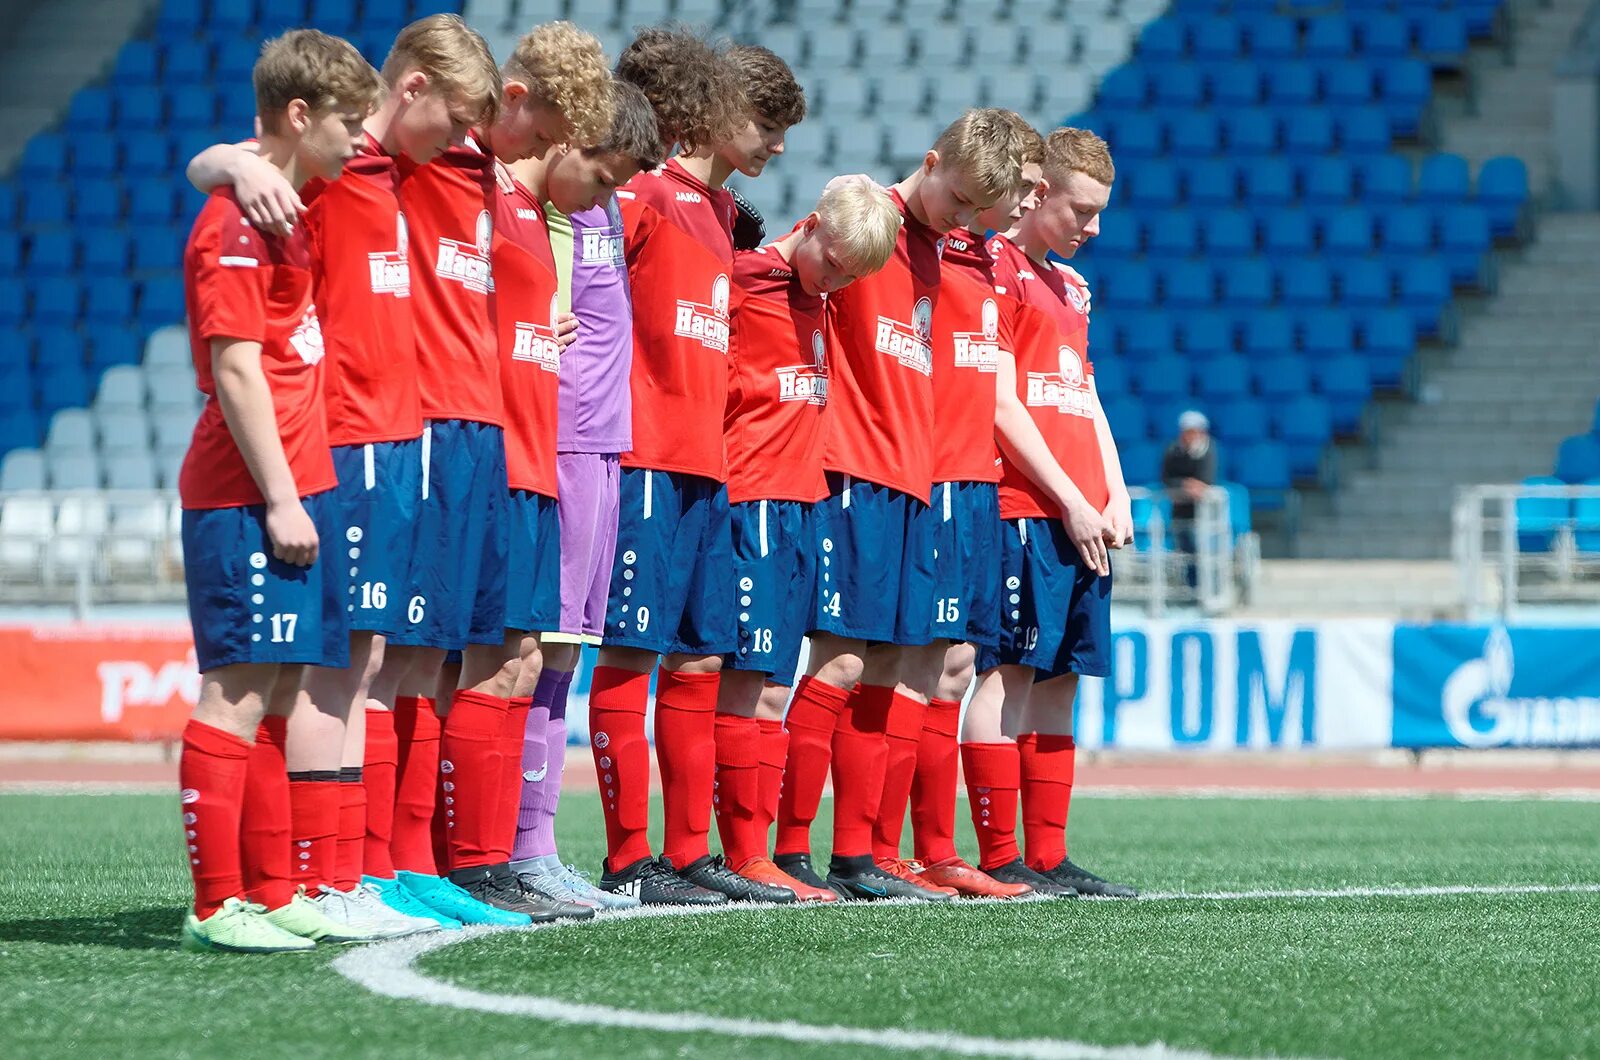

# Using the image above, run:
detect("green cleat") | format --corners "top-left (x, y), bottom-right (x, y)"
top-left (263, 887), bottom-right (381, 945)
top-left (180, 897), bottom-right (317, 954)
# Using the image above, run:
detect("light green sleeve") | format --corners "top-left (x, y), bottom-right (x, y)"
top-left (544, 200), bottom-right (575, 316)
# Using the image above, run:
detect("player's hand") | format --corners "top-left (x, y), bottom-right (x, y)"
top-left (1059, 496), bottom-right (1112, 576)
top-left (234, 152), bottom-right (304, 237)
top-left (1103, 491), bottom-right (1134, 549)
top-left (265, 499), bottom-right (319, 567)
top-left (555, 312), bottom-right (579, 350)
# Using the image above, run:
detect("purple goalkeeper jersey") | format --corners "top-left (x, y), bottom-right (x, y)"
top-left (549, 196), bottom-right (633, 454)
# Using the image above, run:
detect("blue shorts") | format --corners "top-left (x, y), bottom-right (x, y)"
top-left (388, 419), bottom-right (508, 650)
top-left (727, 499), bottom-right (816, 685)
top-left (505, 489), bottom-right (562, 634)
top-left (330, 439), bottom-right (421, 636)
top-left (930, 480), bottom-right (1002, 648)
top-left (977, 517), bottom-right (1112, 680)
top-left (181, 492), bottom-right (350, 672)
top-left (810, 472), bottom-right (936, 647)
top-left (603, 468), bottom-right (736, 656)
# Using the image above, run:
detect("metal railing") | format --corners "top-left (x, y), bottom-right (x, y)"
top-left (1117, 484), bottom-right (1260, 616)
top-left (1452, 483), bottom-right (1600, 619)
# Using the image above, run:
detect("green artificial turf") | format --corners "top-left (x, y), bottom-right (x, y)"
top-left (1, 792), bottom-right (1596, 1059)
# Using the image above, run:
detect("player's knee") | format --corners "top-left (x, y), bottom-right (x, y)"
top-left (754, 681), bottom-right (790, 721)
top-left (939, 642), bottom-right (977, 700)
top-left (811, 647), bottom-right (865, 690)
top-left (665, 652), bottom-right (723, 675)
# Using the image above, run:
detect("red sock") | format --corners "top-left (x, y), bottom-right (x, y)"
top-left (961, 741), bottom-right (1021, 871)
top-left (830, 683), bottom-right (894, 859)
top-left (334, 770), bottom-right (366, 890)
top-left (910, 697), bottom-right (961, 865)
top-left (439, 689), bottom-right (511, 872)
top-left (775, 676), bottom-right (849, 857)
top-left (655, 669), bottom-right (719, 868)
top-left (390, 695), bottom-right (440, 875)
top-left (239, 716), bottom-right (293, 911)
top-left (712, 712), bottom-right (762, 868)
top-left (179, 718), bottom-right (251, 919)
top-left (754, 716), bottom-right (789, 849)
top-left (1018, 733), bottom-right (1076, 872)
top-left (362, 708), bottom-right (398, 879)
top-left (491, 696), bottom-right (532, 863)
top-left (288, 775), bottom-right (341, 890)
top-left (871, 692), bottom-right (926, 862)
top-left (589, 666), bottom-right (653, 871)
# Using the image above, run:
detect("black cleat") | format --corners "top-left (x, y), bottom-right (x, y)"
top-left (599, 857), bottom-right (729, 906)
top-left (448, 864), bottom-right (593, 922)
top-left (678, 855), bottom-right (796, 903)
top-left (1040, 858), bottom-right (1138, 898)
top-left (773, 853), bottom-right (830, 891)
top-left (826, 856), bottom-right (952, 902)
top-left (985, 858), bottom-right (1078, 898)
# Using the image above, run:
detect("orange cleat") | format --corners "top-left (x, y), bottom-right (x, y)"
top-left (736, 856), bottom-right (838, 903)
top-left (918, 856), bottom-right (1034, 899)
top-left (876, 858), bottom-right (958, 897)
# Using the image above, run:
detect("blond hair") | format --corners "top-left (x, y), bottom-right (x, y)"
top-left (815, 174), bottom-right (901, 275)
top-left (1041, 126), bottom-right (1115, 187)
top-left (254, 29), bottom-right (383, 135)
top-left (502, 21), bottom-right (614, 146)
top-left (381, 14), bottom-right (501, 127)
top-left (930, 107), bottom-right (1032, 204)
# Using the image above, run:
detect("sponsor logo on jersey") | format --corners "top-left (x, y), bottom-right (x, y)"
top-left (1061, 276), bottom-right (1090, 314)
top-left (676, 191), bottom-right (704, 204)
top-left (435, 209), bottom-right (494, 294)
top-left (511, 293), bottom-right (563, 373)
top-left (874, 295), bottom-right (934, 376)
top-left (1025, 343), bottom-right (1093, 417)
top-left (288, 308), bottom-right (325, 366)
top-left (580, 227), bottom-right (625, 266)
top-left (367, 210), bottom-right (410, 297)
top-left (516, 208), bottom-right (541, 222)
top-left (951, 297), bottom-right (1002, 372)
top-left (776, 328), bottom-right (830, 405)
top-left (674, 273), bottom-right (731, 354)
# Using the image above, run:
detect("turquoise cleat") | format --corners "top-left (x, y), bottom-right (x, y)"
top-left (396, 870), bottom-right (532, 927)
top-left (364, 874), bottom-right (463, 930)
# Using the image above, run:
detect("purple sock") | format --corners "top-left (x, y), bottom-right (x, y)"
top-left (531, 671), bottom-right (573, 858)
top-left (512, 669), bottom-right (572, 863)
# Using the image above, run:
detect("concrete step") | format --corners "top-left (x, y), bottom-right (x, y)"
top-left (1239, 559), bottom-right (1467, 616)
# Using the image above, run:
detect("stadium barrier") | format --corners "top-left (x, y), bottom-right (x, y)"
top-left (1452, 483), bottom-right (1600, 617)
top-left (5, 618), bottom-right (1596, 750)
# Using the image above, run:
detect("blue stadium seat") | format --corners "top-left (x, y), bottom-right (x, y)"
top-left (28, 232), bottom-right (75, 275)
top-left (1314, 353), bottom-right (1372, 434)
top-left (1417, 152), bottom-right (1471, 204)
top-left (219, 87), bottom-right (257, 133)
top-left (34, 326), bottom-right (82, 367)
top-left (1222, 259), bottom-right (1274, 308)
top-left (1212, 63), bottom-right (1262, 106)
top-left (1281, 258), bottom-right (1333, 307)
top-left (1163, 261), bottom-right (1216, 309)
top-left (1148, 210), bottom-right (1200, 258)
top-left (1212, 398), bottom-right (1269, 446)
top-left (1303, 157), bottom-right (1354, 207)
top-left (170, 88), bottom-right (219, 128)
top-left (132, 226), bottom-right (183, 272)
top-left (1265, 64), bottom-right (1319, 107)
top-left (85, 279), bottom-right (136, 325)
top-left (1113, 113), bottom-right (1164, 158)
top-left (1234, 441), bottom-right (1292, 504)
top-left (1153, 64), bottom-right (1205, 107)
top-left (1341, 260), bottom-right (1394, 310)
top-left (157, 0), bottom-right (204, 35)
top-left (1243, 309), bottom-right (1294, 359)
top-left (32, 279), bottom-right (82, 326)
top-left (1359, 308), bottom-right (1416, 388)
top-left (1126, 160), bottom-right (1179, 208)
top-left (86, 326), bottom-right (142, 371)
top-left (0, 184), bottom-right (14, 228)
top-left (1099, 66), bottom-right (1149, 109)
top-left (138, 278), bottom-right (186, 330)
top-left (1282, 108), bottom-right (1335, 157)
top-left (1123, 311), bottom-right (1176, 362)
top-left (308, 0), bottom-right (360, 32)
top-left (1305, 15), bottom-right (1356, 58)
top-left (1357, 154), bottom-right (1412, 205)
top-left (129, 180), bottom-right (179, 224)
top-left (18, 134), bottom-right (66, 180)
top-left (1139, 19), bottom-right (1188, 62)
top-left (1193, 351), bottom-right (1250, 402)
top-left (1120, 442), bottom-right (1164, 488)
top-left (1438, 203), bottom-right (1492, 287)
top-left (1398, 259), bottom-right (1452, 335)
top-left (22, 185), bottom-right (69, 226)
top-left (1360, 13), bottom-right (1411, 59)
top-left (1575, 489), bottom-right (1600, 554)
top-left (1378, 59), bottom-right (1431, 137)
top-left (1555, 434), bottom-right (1600, 484)
top-left (0, 232), bottom-right (18, 272)
top-left (1186, 159), bottom-right (1239, 207)
top-left (1338, 107), bottom-right (1392, 157)
top-left (209, 0), bottom-right (257, 33)
top-left (1417, 10), bottom-right (1469, 69)
top-left (1242, 156), bottom-right (1295, 205)
top-left (123, 133), bottom-right (172, 177)
top-left (113, 40), bottom-right (159, 83)
top-left (0, 281), bottom-right (22, 326)
top-left (0, 407), bottom-right (40, 452)
top-left (1323, 206), bottom-right (1375, 262)
top-left (1223, 109), bottom-right (1278, 155)
top-left (1244, 17), bottom-right (1298, 61)
top-left (73, 179), bottom-right (121, 226)
top-left (36, 360), bottom-right (92, 410)
top-left (1301, 307), bottom-right (1356, 359)
top-left (67, 87), bottom-right (112, 132)
top-left (216, 38), bottom-right (260, 81)
top-left (1254, 355), bottom-right (1311, 402)
top-left (1273, 394), bottom-right (1332, 476)
top-left (1091, 355), bottom-right (1129, 397)
top-left (1477, 156), bottom-right (1529, 238)
top-left (118, 86), bottom-right (165, 131)
top-left (73, 138), bottom-right (119, 179)
top-left (163, 40), bottom-right (212, 83)
top-left (1193, 17), bottom-right (1242, 60)
top-left (1169, 112), bottom-right (1221, 156)
top-left (1137, 355), bottom-right (1188, 402)
top-left (1203, 209), bottom-right (1256, 258)
top-left (1105, 262), bottom-right (1157, 308)
top-left (1380, 205), bottom-right (1433, 255)
top-left (1514, 476), bottom-right (1568, 552)
top-left (1095, 212), bottom-right (1142, 257)
top-left (1102, 395), bottom-right (1149, 443)
top-left (258, 0), bottom-right (309, 34)
top-left (1180, 310), bottom-right (1235, 358)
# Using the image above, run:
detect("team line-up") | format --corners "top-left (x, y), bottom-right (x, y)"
top-left (170, 13), bottom-right (1138, 954)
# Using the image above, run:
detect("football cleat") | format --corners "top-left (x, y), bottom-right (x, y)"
top-left (310, 883), bottom-right (429, 939)
top-left (598, 857), bottom-right (728, 906)
top-left (984, 858), bottom-right (1077, 897)
top-left (735, 856), bottom-right (838, 903)
top-left (448, 865), bottom-right (593, 923)
top-left (549, 860), bottom-right (640, 911)
top-left (827, 857), bottom-right (952, 902)
top-left (678, 855), bottom-right (796, 903)
top-left (514, 863), bottom-right (601, 910)
top-left (772, 852), bottom-right (831, 891)
top-left (396, 870), bottom-right (532, 926)
top-left (1039, 858), bottom-right (1139, 898)
top-left (181, 896), bottom-right (316, 954)
top-left (917, 856), bottom-right (1035, 899)
top-left (363, 874), bottom-right (463, 930)
top-left (876, 858), bottom-right (959, 897)
top-left (264, 885), bottom-right (386, 944)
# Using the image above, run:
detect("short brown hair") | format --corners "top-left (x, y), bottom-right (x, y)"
top-left (254, 29), bottom-right (383, 135)
top-left (1042, 126), bottom-right (1115, 187)
top-left (615, 26), bottom-right (748, 151)
top-left (502, 21), bottom-right (614, 146)
top-left (587, 79), bottom-right (665, 172)
top-left (728, 44), bottom-right (806, 128)
top-left (381, 14), bottom-right (501, 128)
top-left (931, 107), bottom-right (1032, 204)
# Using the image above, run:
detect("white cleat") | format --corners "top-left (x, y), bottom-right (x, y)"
top-left (312, 883), bottom-right (436, 939)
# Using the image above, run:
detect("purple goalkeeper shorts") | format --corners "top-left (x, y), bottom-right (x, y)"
top-left (555, 452), bottom-right (621, 642)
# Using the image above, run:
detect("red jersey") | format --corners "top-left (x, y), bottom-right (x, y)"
top-left (301, 132), bottom-right (420, 447)
top-left (616, 159), bottom-right (736, 481)
top-left (179, 189), bottom-right (335, 510)
top-left (490, 168), bottom-right (561, 497)
top-left (989, 235), bottom-right (1107, 520)
top-left (724, 243), bottom-right (831, 504)
top-left (822, 188), bottom-right (940, 503)
top-left (932, 228), bottom-right (1009, 484)
top-left (397, 136), bottom-right (501, 425)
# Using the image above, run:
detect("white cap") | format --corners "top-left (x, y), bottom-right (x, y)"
top-left (1179, 410), bottom-right (1209, 432)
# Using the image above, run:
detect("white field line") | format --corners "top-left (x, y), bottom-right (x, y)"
top-left (332, 882), bottom-right (1600, 1058)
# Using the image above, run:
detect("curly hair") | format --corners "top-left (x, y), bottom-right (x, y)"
top-left (502, 21), bottom-right (614, 147)
top-left (727, 44), bottom-right (806, 127)
top-left (615, 26), bottom-right (748, 151)
top-left (589, 79), bottom-right (665, 172)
